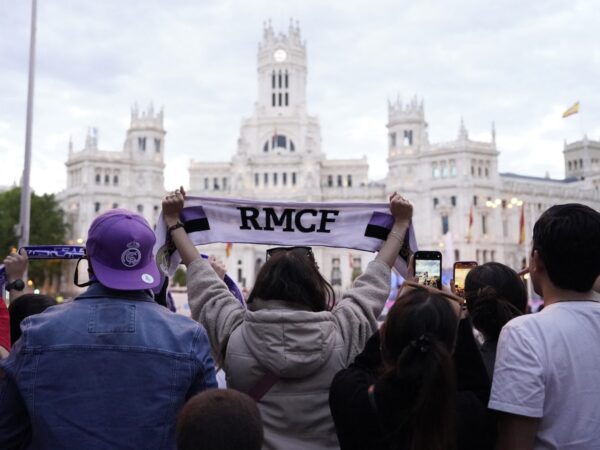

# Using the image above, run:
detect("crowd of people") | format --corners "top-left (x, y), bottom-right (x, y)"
top-left (0, 189), bottom-right (599, 450)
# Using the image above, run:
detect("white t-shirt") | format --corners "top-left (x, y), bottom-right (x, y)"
top-left (489, 301), bottom-right (600, 450)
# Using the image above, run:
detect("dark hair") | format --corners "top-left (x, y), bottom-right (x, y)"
top-left (177, 389), bottom-right (263, 450)
top-left (8, 294), bottom-right (57, 344)
top-left (381, 290), bottom-right (458, 450)
top-left (247, 247), bottom-right (335, 311)
top-left (464, 263), bottom-right (527, 341)
top-left (532, 203), bottom-right (600, 292)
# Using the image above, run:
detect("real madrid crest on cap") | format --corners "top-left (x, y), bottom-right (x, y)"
top-left (121, 241), bottom-right (142, 268)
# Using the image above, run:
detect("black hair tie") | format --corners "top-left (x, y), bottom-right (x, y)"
top-left (410, 334), bottom-right (432, 353)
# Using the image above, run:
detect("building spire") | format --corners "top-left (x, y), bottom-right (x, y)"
top-left (458, 117), bottom-right (468, 140)
top-left (491, 120), bottom-right (496, 144)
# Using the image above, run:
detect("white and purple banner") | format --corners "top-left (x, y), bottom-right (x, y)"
top-left (154, 196), bottom-right (418, 277)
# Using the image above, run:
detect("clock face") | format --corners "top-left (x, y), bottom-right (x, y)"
top-left (273, 49), bottom-right (287, 62)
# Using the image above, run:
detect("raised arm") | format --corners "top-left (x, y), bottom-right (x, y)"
top-left (162, 188), bottom-right (244, 356)
top-left (332, 193), bottom-right (413, 362)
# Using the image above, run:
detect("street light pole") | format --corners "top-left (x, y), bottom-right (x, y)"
top-left (18, 0), bottom-right (38, 251)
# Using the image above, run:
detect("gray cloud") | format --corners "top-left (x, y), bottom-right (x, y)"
top-left (0, 0), bottom-right (598, 193)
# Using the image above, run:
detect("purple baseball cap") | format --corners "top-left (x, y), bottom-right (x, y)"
top-left (86, 209), bottom-right (160, 290)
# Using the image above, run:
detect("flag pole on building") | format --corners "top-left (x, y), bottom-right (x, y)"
top-left (18, 0), bottom-right (38, 251)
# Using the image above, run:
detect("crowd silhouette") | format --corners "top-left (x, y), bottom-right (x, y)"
top-left (1, 191), bottom-right (599, 450)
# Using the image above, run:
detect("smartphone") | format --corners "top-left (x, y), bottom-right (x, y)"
top-left (413, 251), bottom-right (442, 289)
top-left (453, 261), bottom-right (478, 298)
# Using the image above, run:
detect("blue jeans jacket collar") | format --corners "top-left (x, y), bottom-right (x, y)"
top-left (75, 282), bottom-right (155, 303)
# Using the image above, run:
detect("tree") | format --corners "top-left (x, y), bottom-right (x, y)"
top-left (0, 187), bottom-right (69, 289)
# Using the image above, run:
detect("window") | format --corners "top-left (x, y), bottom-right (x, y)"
top-left (113, 175), bottom-right (119, 185)
top-left (476, 249), bottom-right (480, 262)
top-left (285, 93), bottom-right (289, 106)
top-left (390, 133), bottom-right (397, 147)
top-left (482, 215), bottom-right (488, 235)
top-left (432, 163), bottom-right (440, 179)
top-left (491, 250), bottom-right (496, 262)
top-left (327, 175), bottom-right (333, 187)
top-left (95, 202), bottom-right (101, 213)
top-left (454, 249), bottom-right (460, 261)
top-left (442, 215), bottom-right (449, 234)
top-left (263, 142), bottom-right (269, 152)
top-left (264, 173), bottom-right (268, 185)
top-left (331, 258), bottom-right (342, 286)
top-left (272, 71), bottom-right (276, 89)
top-left (104, 174), bottom-right (109, 185)
top-left (485, 167), bottom-right (489, 177)
top-left (273, 172), bottom-right (278, 186)
top-left (112, 203), bottom-right (118, 209)
top-left (433, 197), bottom-right (439, 208)
top-left (292, 172), bottom-right (297, 185)
top-left (337, 175), bottom-right (343, 187)
top-left (278, 93), bottom-right (282, 106)
top-left (222, 178), bottom-right (227, 190)
top-left (278, 71), bottom-right (282, 88)
top-left (347, 175), bottom-right (353, 187)
top-left (451, 196), bottom-right (457, 207)
top-left (580, 158), bottom-right (583, 168)
top-left (473, 195), bottom-right (478, 206)
top-left (483, 250), bottom-right (488, 263)
top-left (501, 199), bottom-right (507, 208)
top-left (290, 141), bottom-right (295, 151)
top-left (154, 138), bottom-right (161, 152)
top-left (213, 178), bottom-right (219, 190)
top-left (450, 160), bottom-right (457, 177)
top-left (285, 71), bottom-right (289, 88)
top-left (403, 130), bottom-right (413, 146)
top-left (138, 137), bottom-right (146, 151)
top-left (283, 172), bottom-right (287, 185)
top-left (478, 167), bottom-right (482, 177)
top-left (471, 166), bottom-right (475, 176)
top-left (272, 93), bottom-right (276, 107)
top-left (95, 174), bottom-right (101, 184)
top-left (274, 135), bottom-right (287, 149)
top-left (254, 173), bottom-right (259, 186)
top-left (137, 204), bottom-right (143, 213)
top-left (204, 177), bottom-right (209, 190)
top-left (441, 162), bottom-right (448, 178)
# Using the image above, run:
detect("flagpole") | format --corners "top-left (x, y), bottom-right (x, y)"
top-left (18, 0), bottom-right (38, 254)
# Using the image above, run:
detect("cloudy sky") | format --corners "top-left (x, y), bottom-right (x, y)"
top-left (1, 0), bottom-right (598, 195)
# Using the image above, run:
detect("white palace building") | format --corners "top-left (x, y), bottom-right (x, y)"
top-left (60, 21), bottom-right (600, 290)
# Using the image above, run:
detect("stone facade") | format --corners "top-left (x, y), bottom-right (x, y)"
top-left (57, 104), bottom-right (166, 242)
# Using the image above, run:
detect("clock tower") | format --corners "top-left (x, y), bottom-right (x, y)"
top-left (257, 19), bottom-right (307, 115)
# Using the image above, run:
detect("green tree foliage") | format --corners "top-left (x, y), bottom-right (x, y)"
top-left (173, 266), bottom-right (187, 287)
top-left (0, 187), bottom-right (69, 286)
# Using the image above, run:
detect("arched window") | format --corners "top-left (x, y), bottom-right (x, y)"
top-left (285, 71), bottom-right (289, 88)
top-left (263, 134), bottom-right (294, 152)
top-left (278, 71), bottom-right (282, 88)
top-left (272, 71), bottom-right (276, 89)
top-left (285, 93), bottom-right (289, 106)
top-left (95, 173), bottom-right (101, 184)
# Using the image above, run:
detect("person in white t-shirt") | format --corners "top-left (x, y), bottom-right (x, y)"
top-left (489, 203), bottom-right (600, 450)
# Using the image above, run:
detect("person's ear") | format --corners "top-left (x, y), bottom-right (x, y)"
top-left (531, 249), bottom-right (545, 275)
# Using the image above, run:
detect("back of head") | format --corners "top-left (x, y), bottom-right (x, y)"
top-left (464, 262), bottom-right (527, 341)
top-left (248, 247), bottom-right (334, 311)
top-left (382, 290), bottom-right (458, 450)
top-left (177, 389), bottom-right (263, 450)
top-left (9, 294), bottom-right (57, 344)
top-left (532, 203), bottom-right (600, 292)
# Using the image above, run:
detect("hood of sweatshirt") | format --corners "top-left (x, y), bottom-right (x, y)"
top-left (241, 299), bottom-right (337, 379)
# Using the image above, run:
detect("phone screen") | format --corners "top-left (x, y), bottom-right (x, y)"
top-left (415, 258), bottom-right (442, 289)
top-left (453, 262), bottom-right (477, 298)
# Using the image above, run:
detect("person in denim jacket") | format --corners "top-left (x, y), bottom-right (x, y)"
top-left (0, 209), bottom-right (217, 450)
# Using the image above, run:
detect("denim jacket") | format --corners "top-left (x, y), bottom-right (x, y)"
top-left (0, 283), bottom-right (217, 450)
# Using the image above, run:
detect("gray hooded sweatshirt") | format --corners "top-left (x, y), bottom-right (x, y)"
top-left (187, 257), bottom-right (391, 450)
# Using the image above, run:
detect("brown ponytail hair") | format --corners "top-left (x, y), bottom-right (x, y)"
top-left (381, 290), bottom-right (459, 450)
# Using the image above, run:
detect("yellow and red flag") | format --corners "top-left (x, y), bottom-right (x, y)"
top-left (518, 204), bottom-right (526, 245)
top-left (562, 101), bottom-right (580, 118)
top-left (466, 206), bottom-right (474, 242)
top-left (225, 242), bottom-right (232, 257)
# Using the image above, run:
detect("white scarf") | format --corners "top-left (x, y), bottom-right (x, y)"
top-left (154, 196), bottom-right (418, 277)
